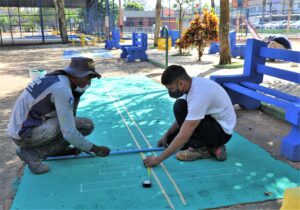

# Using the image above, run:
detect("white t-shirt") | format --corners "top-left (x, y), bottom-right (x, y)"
top-left (183, 77), bottom-right (236, 135)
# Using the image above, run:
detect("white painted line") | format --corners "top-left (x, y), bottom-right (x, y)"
top-left (110, 90), bottom-right (187, 206)
top-left (105, 89), bottom-right (175, 210)
top-left (81, 183), bottom-right (140, 193)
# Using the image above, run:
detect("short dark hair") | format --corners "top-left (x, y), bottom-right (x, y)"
top-left (161, 65), bottom-right (190, 85)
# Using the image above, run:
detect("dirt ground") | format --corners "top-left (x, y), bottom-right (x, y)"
top-left (0, 43), bottom-right (299, 210)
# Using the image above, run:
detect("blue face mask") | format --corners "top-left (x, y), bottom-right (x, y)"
top-left (75, 84), bottom-right (90, 93)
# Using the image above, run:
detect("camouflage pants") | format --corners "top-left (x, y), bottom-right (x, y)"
top-left (12, 117), bottom-right (94, 157)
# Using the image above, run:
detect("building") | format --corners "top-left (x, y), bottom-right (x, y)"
top-left (123, 10), bottom-right (177, 30)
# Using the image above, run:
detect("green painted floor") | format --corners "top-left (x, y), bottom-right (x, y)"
top-left (11, 76), bottom-right (300, 210)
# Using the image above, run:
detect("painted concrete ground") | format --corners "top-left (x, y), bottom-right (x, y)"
top-left (11, 76), bottom-right (300, 210)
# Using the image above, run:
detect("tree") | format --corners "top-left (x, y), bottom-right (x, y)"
top-left (124, 1), bottom-right (144, 11)
top-left (176, 9), bottom-right (218, 61)
top-left (286, 0), bottom-right (293, 32)
top-left (173, 0), bottom-right (194, 54)
top-left (154, 0), bottom-right (162, 47)
top-left (262, 0), bottom-right (266, 25)
top-left (219, 0), bottom-right (231, 64)
top-left (92, 0), bottom-right (118, 36)
top-left (53, 0), bottom-right (68, 44)
top-left (211, 0), bottom-right (215, 9)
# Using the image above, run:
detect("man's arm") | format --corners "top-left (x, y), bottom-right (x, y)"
top-left (144, 119), bottom-right (201, 167)
top-left (52, 88), bottom-right (93, 151)
top-left (72, 91), bottom-right (83, 116)
top-left (157, 121), bottom-right (179, 147)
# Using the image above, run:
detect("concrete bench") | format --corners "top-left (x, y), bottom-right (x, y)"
top-left (208, 31), bottom-right (246, 58)
top-left (105, 29), bottom-right (121, 50)
top-left (210, 38), bottom-right (300, 161)
top-left (120, 33), bottom-right (148, 62)
top-left (160, 30), bottom-right (180, 46)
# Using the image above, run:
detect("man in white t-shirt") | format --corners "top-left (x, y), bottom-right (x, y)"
top-left (144, 65), bottom-right (236, 167)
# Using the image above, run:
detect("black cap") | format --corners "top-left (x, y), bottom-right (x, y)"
top-left (63, 57), bottom-right (101, 78)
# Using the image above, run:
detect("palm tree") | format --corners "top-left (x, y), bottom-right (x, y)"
top-left (219, 0), bottom-right (231, 64)
top-left (154, 0), bottom-right (162, 47)
top-left (53, 0), bottom-right (68, 43)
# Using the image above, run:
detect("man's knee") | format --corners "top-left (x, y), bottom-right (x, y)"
top-left (75, 117), bottom-right (94, 136)
top-left (173, 99), bottom-right (187, 117)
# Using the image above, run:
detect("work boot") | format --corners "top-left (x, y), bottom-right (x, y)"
top-left (211, 145), bottom-right (227, 161)
top-left (176, 147), bottom-right (211, 161)
top-left (16, 148), bottom-right (50, 174)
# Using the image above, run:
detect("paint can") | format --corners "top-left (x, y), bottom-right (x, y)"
top-left (29, 69), bottom-right (46, 81)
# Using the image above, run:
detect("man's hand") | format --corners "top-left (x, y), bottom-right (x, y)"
top-left (157, 135), bottom-right (168, 147)
top-left (143, 156), bottom-right (161, 167)
top-left (90, 145), bottom-right (110, 157)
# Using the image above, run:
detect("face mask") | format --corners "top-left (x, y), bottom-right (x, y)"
top-left (168, 89), bottom-right (184, 99)
top-left (74, 84), bottom-right (90, 93)
top-left (168, 82), bottom-right (184, 99)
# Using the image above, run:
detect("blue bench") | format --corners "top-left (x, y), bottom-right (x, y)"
top-left (120, 32), bottom-right (148, 62)
top-left (210, 38), bottom-right (300, 161)
top-left (160, 30), bottom-right (180, 46)
top-left (105, 29), bottom-right (120, 50)
top-left (208, 31), bottom-right (246, 58)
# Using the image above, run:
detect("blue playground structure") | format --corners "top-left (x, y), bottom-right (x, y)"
top-left (210, 38), bottom-right (300, 161)
top-left (208, 31), bottom-right (246, 58)
top-left (105, 29), bottom-right (121, 50)
top-left (160, 29), bottom-right (180, 46)
top-left (120, 32), bottom-right (148, 62)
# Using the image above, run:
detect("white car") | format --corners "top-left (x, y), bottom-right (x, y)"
top-left (290, 20), bottom-right (300, 29)
top-left (264, 21), bottom-right (278, 29)
top-left (272, 20), bottom-right (287, 29)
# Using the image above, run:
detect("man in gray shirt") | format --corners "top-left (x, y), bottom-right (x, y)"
top-left (7, 57), bottom-right (110, 174)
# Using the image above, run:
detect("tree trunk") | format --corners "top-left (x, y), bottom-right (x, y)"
top-left (154, 0), bottom-right (162, 47)
top-left (219, 0), bottom-right (231, 65)
top-left (262, 0), bottom-right (266, 26)
top-left (178, 5), bottom-right (183, 54)
top-left (286, 0), bottom-right (293, 32)
top-left (54, 0), bottom-right (68, 44)
top-left (211, 0), bottom-right (215, 9)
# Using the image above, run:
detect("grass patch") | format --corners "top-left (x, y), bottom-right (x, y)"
top-left (256, 29), bottom-right (300, 34)
top-left (171, 52), bottom-right (192, 56)
top-left (260, 102), bottom-right (285, 121)
top-left (213, 62), bottom-right (243, 69)
top-left (147, 58), bottom-right (166, 69)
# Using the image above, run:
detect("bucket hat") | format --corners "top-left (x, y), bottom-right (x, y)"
top-left (63, 57), bottom-right (101, 78)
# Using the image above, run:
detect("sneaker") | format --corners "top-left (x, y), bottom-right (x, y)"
top-left (16, 149), bottom-right (50, 174)
top-left (212, 145), bottom-right (227, 161)
top-left (176, 147), bottom-right (211, 161)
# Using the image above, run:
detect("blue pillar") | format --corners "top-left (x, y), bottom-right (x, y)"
top-left (38, 0), bottom-right (45, 43)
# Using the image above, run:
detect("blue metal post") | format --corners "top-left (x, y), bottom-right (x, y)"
top-left (38, 0), bottom-right (45, 43)
top-left (112, 0), bottom-right (115, 28)
top-left (46, 147), bottom-right (165, 161)
top-left (162, 25), bottom-right (169, 67)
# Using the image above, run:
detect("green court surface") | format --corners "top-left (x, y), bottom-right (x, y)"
top-left (11, 76), bottom-right (300, 210)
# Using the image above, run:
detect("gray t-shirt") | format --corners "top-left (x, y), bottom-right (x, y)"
top-left (7, 75), bottom-right (93, 151)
